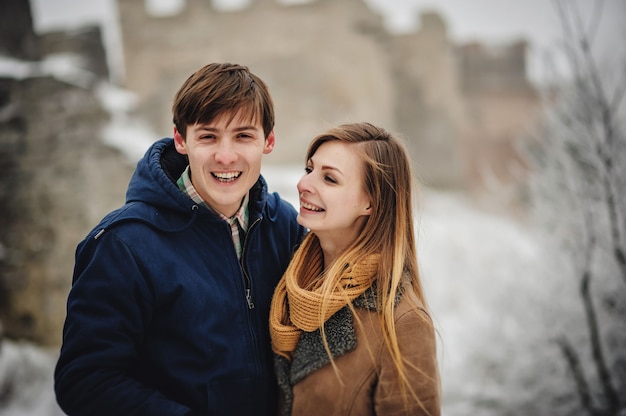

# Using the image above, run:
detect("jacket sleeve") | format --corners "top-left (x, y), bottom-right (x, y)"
top-left (54, 231), bottom-right (193, 416)
top-left (374, 308), bottom-right (441, 416)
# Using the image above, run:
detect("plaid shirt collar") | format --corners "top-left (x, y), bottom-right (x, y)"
top-left (176, 166), bottom-right (249, 232)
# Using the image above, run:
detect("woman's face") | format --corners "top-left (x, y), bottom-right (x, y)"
top-left (296, 140), bottom-right (371, 249)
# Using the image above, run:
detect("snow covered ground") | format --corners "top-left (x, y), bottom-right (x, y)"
top-left (0, 339), bottom-right (64, 416)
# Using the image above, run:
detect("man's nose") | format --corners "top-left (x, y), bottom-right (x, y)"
top-left (215, 140), bottom-right (237, 164)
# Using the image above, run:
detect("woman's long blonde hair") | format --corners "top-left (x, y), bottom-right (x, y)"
top-left (308, 122), bottom-right (434, 411)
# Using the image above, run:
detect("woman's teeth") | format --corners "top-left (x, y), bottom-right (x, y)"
top-left (301, 201), bottom-right (323, 212)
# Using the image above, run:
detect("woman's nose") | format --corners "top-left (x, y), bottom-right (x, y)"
top-left (297, 173), bottom-right (312, 195)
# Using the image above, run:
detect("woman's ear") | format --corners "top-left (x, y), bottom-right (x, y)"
top-left (363, 202), bottom-right (372, 216)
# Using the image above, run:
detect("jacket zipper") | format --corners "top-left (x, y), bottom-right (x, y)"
top-left (241, 216), bottom-right (262, 376)
top-left (240, 217), bottom-right (261, 309)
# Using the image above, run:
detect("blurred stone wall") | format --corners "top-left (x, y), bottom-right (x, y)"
top-left (389, 12), bottom-right (468, 188)
top-left (0, 77), bottom-right (135, 346)
top-left (118, 0), bottom-right (395, 167)
top-left (40, 26), bottom-right (110, 80)
top-left (458, 41), bottom-right (541, 198)
top-left (0, 0), bottom-right (40, 60)
top-left (0, 2), bottom-right (135, 346)
top-left (117, 0), bottom-right (542, 192)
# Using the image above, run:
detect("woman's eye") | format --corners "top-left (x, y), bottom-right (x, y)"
top-left (324, 175), bottom-right (337, 184)
top-left (304, 166), bottom-right (312, 174)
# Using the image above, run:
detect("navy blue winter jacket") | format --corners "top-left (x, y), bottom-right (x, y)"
top-left (54, 138), bottom-right (306, 416)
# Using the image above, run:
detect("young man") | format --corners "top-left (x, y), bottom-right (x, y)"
top-left (54, 63), bottom-right (307, 416)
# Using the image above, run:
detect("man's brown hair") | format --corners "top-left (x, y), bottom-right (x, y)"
top-left (172, 63), bottom-right (275, 139)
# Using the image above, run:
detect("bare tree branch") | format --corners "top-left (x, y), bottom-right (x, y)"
top-left (585, 0), bottom-right (604, 46)
top-left (555, 336), bottom-right (602, 416)
top-left (536, 2), bottom-right (626, 413)
top-left (609, 78), bottom-right (626, 115)
top-left (580, 263), bottom-right (620, 412)
top-left (555, 0), bottom-right (626, 285)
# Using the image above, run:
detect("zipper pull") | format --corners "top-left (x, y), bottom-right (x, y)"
top-left (246, 289), bottom-right (255, 309)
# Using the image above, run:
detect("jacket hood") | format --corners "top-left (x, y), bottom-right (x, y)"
top-left (126, 138), bottom-right (195, 214)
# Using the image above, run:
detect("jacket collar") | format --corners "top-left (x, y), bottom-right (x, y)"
top-left (274, 283), bottom-right (388, 415)
top-left (274, 281), bottom-right (407, 415)
top-left (274, 305), bottom-right (355, 416)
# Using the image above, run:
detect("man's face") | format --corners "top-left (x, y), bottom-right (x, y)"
top-left (174, 110), bottom-right (274, 217)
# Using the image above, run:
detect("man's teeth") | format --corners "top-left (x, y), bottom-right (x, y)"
top-left (301, 201), bottom-right (323, 212)
top-left (213, 172), bottom-right (241, 181)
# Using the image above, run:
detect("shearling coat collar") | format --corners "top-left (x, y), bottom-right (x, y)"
top-left (275, 304), bottom-right (355, 416)
top-left (273, 283), bottom-right (440, 416)
top-left (275, 285), bottom-right (394, 415)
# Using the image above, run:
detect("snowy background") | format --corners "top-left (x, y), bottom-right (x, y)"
top-left (1, 0), bottom-right (625, 414)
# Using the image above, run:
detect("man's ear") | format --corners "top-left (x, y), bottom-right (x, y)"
top-left (263, 130), bottom-right (275, 154)
top-left (173, 127), bottom-right (187, 155)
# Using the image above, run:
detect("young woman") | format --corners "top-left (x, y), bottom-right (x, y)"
top-left (270, 122), bottom-right (441, 415)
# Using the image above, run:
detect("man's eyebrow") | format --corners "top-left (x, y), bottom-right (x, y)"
top-left (233, 125), bottom-right (258, 132)
top-left (195, 125), bottom-right (258, 132)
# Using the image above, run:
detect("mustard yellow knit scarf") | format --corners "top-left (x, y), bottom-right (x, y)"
top-left (270, 234), bottom-right (380, 360)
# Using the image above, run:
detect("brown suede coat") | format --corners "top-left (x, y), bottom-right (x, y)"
top-left (275, 289), bottom-right (440, 416)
